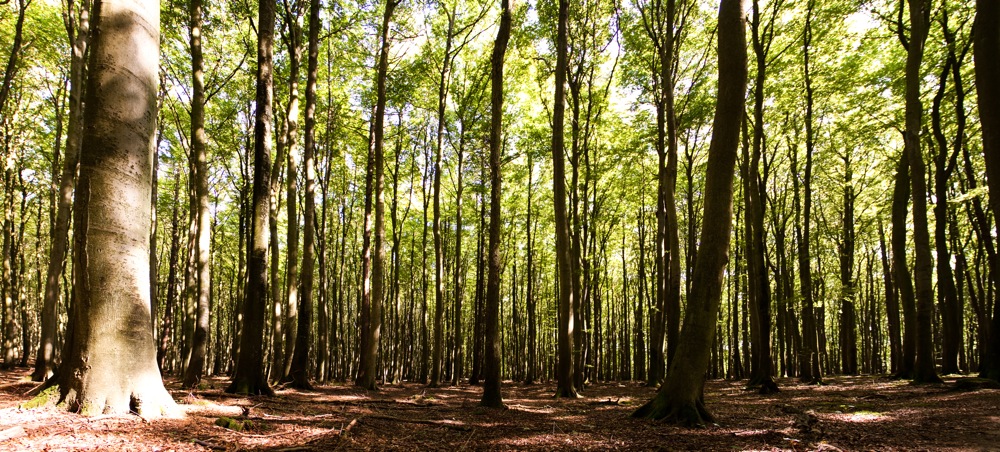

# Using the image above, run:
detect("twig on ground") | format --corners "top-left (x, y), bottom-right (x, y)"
top-left (364, 414), bottom-right (472, 431)
top-left (194, 439), bottom-right (224, 450)
top-left (340, 418), bottom-right (358, 437)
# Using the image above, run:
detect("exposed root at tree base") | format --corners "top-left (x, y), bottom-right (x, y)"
top-left (632, 397), bottom-right (715, 428)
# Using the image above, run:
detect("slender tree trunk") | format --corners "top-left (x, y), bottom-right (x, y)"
top-left (879, 220), bottom-right (901, 374)
top-left (633, 0), bottom-right (746, 424)
top-left (228, 0), bottom-right (275, 396)
top-left (797, 0), bottom-right (821, 383)
top-left (183, 0), bottom-right (212, 389)
top-left (288, 0), bottom-right (321, 390)
top-left (481, 0), bottom-right (510, 408)
top-left (34, 0), bottom-right (90, 382)
top-left (356, 0), bottom-right (396, 390)
top-left (430, 12), bottom-right (455, 389)
top-left (839, 157), bottom-right (857, 375)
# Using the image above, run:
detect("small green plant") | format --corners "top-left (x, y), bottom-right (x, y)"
top-left (21, 386), bottom-right (59, 409)
top-left (215, 416), bottom-right (254, 432)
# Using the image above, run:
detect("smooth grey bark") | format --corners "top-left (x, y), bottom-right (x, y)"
top-left (183, 0), bottom-right (212, 389)
top-left (356, 0), bottom-right (397, 390)
top-left (552, 0), bottom-right (578, 398)
top-left (55, 0), bottom-right (178, 416)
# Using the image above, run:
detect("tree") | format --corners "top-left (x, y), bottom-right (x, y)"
top-left (552, 0), bottom-right (579, 398)
top-left (632, 0), bottom-right (746, 425)
top-left (796, 0), bottom-right (821, 384)
top-left (53, 0), bottom-right (178, 416)
top-left (287, 0), bottom-right (321, 391)
top-left (902, 0), bottom-right (940, 384)
top-left (974, 0), bottom-right (1000, 382)
top-left (228, 0), bottom-right (276, 396)
top-left (356, 0), bottom-right (398, 390)
top-left (33, 0), bottom-right (90, 382)
top-left (182, 0), bottom-right (213, 389)
top-left (480, 0), bottom-right (511, 409)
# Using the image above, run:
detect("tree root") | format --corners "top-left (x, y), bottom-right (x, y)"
top-left (632, 396), bottom-right (715, 427)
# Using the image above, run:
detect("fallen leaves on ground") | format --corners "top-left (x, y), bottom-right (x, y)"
top-left (1, 368), bottom-right (997, 450)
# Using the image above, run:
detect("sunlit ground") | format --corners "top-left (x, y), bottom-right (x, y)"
top-left (1, 370), bottom-right (999, 450)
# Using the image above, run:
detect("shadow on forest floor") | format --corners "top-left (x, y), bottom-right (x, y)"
top-left (1, 367), bottom-right (998, 450)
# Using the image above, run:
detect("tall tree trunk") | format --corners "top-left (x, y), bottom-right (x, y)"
top-left (879, 220), bottom-right (901, 374)
top-left (430, 12), bottom-right (455, 389)
top-left (55, 0), bottom-right (178, 416)
top-left (228, 0), bottom-right (276, 396)
top-left (552, 0), bottom-right (578, 398)
top-left (34, 0), bottom-right (90, 382)
top-left (839, 157), bottom-right (857, 375)
top-left (973, 0), bottom-right (1000, 382)
top-left (796, 0), bottom-right (821, 383)
top-left (288, 0), bottom-right (321, 390)
top-left (632, 0), bottom-right (746, 425)
top-left (524, 153), bottom-right (537, 385)
top-left (481, 0), bottom-right (510, 408)
top-left (892, 151), bottom-right (918, 378)
top-left (356, 0), bottom-right (396, 390)
top-left (452, 136), bottom-right (465, 385)
top-left (903, 0), bottom-right (940, 384)
top-left (183, 0), bottom-right (212, 389)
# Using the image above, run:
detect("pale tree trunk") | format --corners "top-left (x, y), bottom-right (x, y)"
top-left (228, 0), bottom-right (275, 396)
top-left (632, 0), bottom-right (745, 425)
top-left (279, 0), bottom-right (304, 381)
top-left (54, 0), bottom-right (178, 416)
top-left (356, 0), bottom-right (396, 390)
top-left (480, 0), bottom-right (510, 409)
top-left (430, 12), bottom-right (455, 389)
top-left (34, 0), bottom-right (90, 382)
top-left (288, 0), bottom-right (320, 390)
top-left (183, 0), bottom-right (212, 389)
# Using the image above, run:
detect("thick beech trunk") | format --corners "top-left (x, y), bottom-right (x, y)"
top-left (903, 0), bottom-right (940, 384)
top-left (56, 0), bottom-right (178, 415)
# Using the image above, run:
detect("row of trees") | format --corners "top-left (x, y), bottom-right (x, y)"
top-left (0, 0), bottom-right (998, 423)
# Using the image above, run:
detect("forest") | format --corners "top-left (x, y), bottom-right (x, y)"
top-left (1, 0), bottom-right (999, 449)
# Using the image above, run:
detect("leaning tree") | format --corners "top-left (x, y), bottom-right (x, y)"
top-left (632, 0), bottom-right (747, 426)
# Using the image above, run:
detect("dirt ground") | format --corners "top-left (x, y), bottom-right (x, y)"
top-left (1, 367), bottom-right (998, 451)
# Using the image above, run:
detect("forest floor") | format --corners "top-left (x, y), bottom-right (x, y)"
top-left (1, 367), bottom-right (998, 451)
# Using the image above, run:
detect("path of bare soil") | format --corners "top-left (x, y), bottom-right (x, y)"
top-left (1, 367), bottom-right (998, 450)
